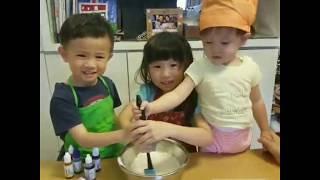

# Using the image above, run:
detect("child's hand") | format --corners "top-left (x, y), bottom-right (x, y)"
top-left (128, 120), bottom-right (156, 152)
top-left (261, 129), bottom-right (273, 141)
top-left (132, 101), bottom-right (152, 120)
top-left (260, 129), bottom-right (274, 151)
top-left (258, 131), bottom-right (280, 164)
top-left (132, 101), bottom-right (142, 120)
top-left (121, 124), bottom-right (136, 144)
top-left (130, 120), bottom-right (170, 146)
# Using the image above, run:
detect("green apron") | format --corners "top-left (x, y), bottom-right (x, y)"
top-left (64, 76), bottom-right (123, 159)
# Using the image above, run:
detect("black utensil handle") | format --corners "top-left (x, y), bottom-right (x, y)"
top-left (147, 153), bottom-right (154, 169)
top-left (136, 95), bottom-right (147, 120)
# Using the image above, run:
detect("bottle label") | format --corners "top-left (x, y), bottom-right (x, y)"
top-left (73, 161), bottom-right (82, 173)
top-left (85, 168), bottom-right (96, 180)
top-left (64, 165), bottom-right (74, 178)
top-left (94, 158), bottom-right (101, 171)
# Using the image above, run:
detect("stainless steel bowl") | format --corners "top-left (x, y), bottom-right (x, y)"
top-left (117, 138), bottom-right (189, 180)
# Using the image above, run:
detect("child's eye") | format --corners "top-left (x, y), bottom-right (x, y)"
top-left (221, 42), bottom-right (230, 45)
top-left (171, 64), bottom-right (178, 67)
top-left (96, 56), bottom-right (105, 59)
top-left (150, 64), bottom-right (161, 69)
top-left (205, 41), bottom-right (212, 44)
top-left (77, 54), bottom-right (86, 57)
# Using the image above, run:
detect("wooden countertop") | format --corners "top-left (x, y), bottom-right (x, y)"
top-left (40, 149), bottom-right (279, 180)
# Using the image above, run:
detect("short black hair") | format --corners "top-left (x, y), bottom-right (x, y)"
top-left (136, 32), bottom-right (193, 84)
top-left (59, 13), bottom-right (114, 51)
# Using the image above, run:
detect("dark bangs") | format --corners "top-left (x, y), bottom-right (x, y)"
top-left (143, 32), bottom-right (193, 66)
top-left (137, 32), bottom-right (193, 84)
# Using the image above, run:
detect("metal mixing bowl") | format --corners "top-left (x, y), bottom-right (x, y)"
top-left (117, 138), bottom-right (189, 180)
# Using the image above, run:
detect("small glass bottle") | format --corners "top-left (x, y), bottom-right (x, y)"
top-left (63, 152), bottom-right (74, 179)
top-left (84, 154), bottom-right (96, 180)
top-left (72, 148), bottom-right (82, 174)
top-left (92, 147), bottom-right (101, 172)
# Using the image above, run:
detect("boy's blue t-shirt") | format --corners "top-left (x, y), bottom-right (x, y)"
top-left (50, 76), bottom-right (121, 140)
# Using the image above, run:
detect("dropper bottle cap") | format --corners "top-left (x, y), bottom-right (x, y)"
top-left (85, 154), bottom-right (92, 164)
top-left (73, 148), bottom-right (80, 159)
top-left (92, 147), bottom-right (99, 156)
top-left (64, 152), bottom-right (72, 163)
top-left (68, 145), bottom-right (74, 154)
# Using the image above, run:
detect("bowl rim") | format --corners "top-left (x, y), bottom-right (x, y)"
top-left (117, 138), bottom-right (190, 177)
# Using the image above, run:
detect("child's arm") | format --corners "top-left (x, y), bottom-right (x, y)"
top-left (130, 113), bottom-right (213, 147)
top-left (169, 113), bottom-right (214, 147)
top-left (250, 85), bottom-right (273, 140)
top-left (146, 75), bottom-right (196, 115)
top-left (68, 124), bottom-right (127, 148)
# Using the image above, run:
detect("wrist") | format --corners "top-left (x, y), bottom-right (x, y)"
top-left (166, 123), bottom-right (178, 139)
top-left (260, 127), bottom-right (271, 132)
top-left (117, 130), bottom-right (127, 144)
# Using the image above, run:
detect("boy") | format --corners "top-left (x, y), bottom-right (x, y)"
top-left (50, 13), bottom-right (127, 159)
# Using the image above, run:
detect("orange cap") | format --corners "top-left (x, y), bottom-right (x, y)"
top-left (200, 0), bottom-right (258, 32)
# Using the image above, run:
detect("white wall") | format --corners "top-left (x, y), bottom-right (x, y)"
top-left (40, 53), bottom-right (61, 160)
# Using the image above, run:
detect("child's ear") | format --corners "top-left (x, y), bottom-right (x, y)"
top-left (58, 46), bottom-right (68, 63)
top-left (240, 32), bottom-right (251, 46)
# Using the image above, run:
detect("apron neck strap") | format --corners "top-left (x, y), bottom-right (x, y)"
top-left (67, 76), bottom-right (110, 107)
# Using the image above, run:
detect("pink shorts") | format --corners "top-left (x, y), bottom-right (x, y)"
top-left (201, 125), bottom-right (252, 154)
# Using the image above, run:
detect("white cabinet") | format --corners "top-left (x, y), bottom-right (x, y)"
top-left (40, 53), bottom-right (60, 160)
top-left (127, 52), bottom-right (143, 101)
top-left (103, 53), bottom-right (130, 114)
top-left (239, 49), bottom-right (278, 149)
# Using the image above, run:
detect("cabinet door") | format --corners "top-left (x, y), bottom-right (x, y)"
top-left (239, 49), bottom-right (278, 149)
top-left (103, 53), bottom-right (129, 114)
top-left (40, 53), bottom-right (60, 160)
top-left (127, 52), bottom-right (144, 101)
top-left (45, 53), bottom-right (129, 115)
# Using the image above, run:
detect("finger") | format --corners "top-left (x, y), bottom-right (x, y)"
top-left (270, 131), bottom-right (280, 141)
top-left (133, 114), bottom-right (141, 120)
top-left (130, 130), bottom-right (142, 141)
top-left (131, 125), bottom-right (150, 137)
top-left (259, 137), bottom-right (273, 149)
top-left (135, 133), bottom-right (153, 145)
top-left (140, 101), bottom-right (148, 110)
top-left (133, 111), bottom-right (142, 120)
top-left (131, 101), bottom-right (139, 109)
top-left (130, 118), bottom-right (136, 122)
top-left (262, 133), bottom-right (273, 141)
top-left (131, 120), bottom-right (148, 130)
top-left (133, 109), bottom-right (142, 114)
top-left (142, 136), bottom-right (157, 145)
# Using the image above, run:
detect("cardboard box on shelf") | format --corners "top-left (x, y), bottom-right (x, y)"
top-left (183, 24), bottom-right (200, 39)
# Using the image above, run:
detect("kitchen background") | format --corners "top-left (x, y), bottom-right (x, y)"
top-left (40, 0), bottom-right (280, 160)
